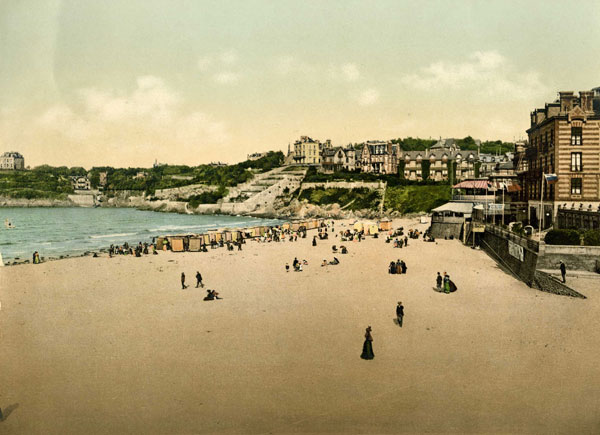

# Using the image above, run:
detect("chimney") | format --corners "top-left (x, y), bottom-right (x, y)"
top-left (559, 91), bottom-right (575, 114)
top-left (580, 90), bottom-right (594, 113)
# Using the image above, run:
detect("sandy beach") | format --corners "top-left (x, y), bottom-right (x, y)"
top-left (1, 217), bottom-right (599, 434)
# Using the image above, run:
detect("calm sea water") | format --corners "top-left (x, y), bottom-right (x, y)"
top-left (0, 207), bottom-right (283, 263)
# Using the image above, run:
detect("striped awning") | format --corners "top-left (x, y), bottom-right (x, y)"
top-left (452, 180), bottom-right (490, 189)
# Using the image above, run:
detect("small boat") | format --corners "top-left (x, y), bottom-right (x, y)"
top-left (4, 219), bottom-right (15, 229)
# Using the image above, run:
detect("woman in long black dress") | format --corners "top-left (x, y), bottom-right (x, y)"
top-left (360, 326), bottom-right (374, 360)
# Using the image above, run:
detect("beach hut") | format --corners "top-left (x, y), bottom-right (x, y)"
top-left (170, 236), bottom-right (185, 252)
top-left (379, 219), bottom-right (392, 231)
top-left (368, 223), bottom-right (379, 235)
top-left (156, 237), bottom-right (165, 250)
top-left (231, 231), bottom-right (239, 242)
top-left (224, 231), bottom-right (232, 242)
top-left (215, 232), bottom-right (223, 243)
top-left (291, 222), bottom-right (300, 232)
top-left (201, 234), bottom-right (209, 245)
top-left (353, 222), bottom-right (364, 232)
top-left (282, 223), bottom-right (291, 231)
top-left (259, 226), bottom-right (267, 237)
top-left (252, 227), bottom-right (261, 237)
top-left (189, 237), bottom-right (202, 252)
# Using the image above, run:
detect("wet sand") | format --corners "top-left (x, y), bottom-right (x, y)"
top-left (1, 218), bottom-right (599, 434)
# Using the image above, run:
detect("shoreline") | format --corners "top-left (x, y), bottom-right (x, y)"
top-left (1, 216), bottom-right (365, 267)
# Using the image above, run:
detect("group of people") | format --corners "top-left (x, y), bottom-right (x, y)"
top-left (340, 229), bottom-right (364, 242)
top-left (321, 257), bottom-right (340, 266)
top-left (331, 245), bottom-right (347, 254)
top-left (388, 259), bottom-right (407, 274)
top-left (180, 270), bottom-right (204, 289)
top-left (436, 272), bottom-right (457, 293)
top-left (287, 257), bottom-right (308, 272)
top-left (31, 251), bottom-right (40, 264)
top-left (109, 242), bottom-right (157, 257)
top-left (389, 237), bottom-right (408, 248)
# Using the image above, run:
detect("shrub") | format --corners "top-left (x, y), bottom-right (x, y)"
top-left (583, 229), bottom-right (600, 246)
top-left (544, 229), bottom-right (581, 245)
top-left (384, 185), bottom-right (451, 214)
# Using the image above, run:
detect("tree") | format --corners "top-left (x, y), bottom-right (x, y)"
top-left (420, 160), bottom-right (430, 180)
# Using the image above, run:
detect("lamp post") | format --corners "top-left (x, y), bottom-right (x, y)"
top-left (539, 173), bottom-right (545, 241)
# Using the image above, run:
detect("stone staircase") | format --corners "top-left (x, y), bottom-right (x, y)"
top-left (219, 166), bottom-right (307, 214)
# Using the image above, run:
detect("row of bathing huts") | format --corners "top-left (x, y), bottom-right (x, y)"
top-left (155, 218), bottom-right (394, 252)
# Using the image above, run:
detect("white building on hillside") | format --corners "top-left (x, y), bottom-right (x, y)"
top-left (1, 152), bottom-right (25, 170)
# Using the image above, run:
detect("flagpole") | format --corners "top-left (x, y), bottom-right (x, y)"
top-left (502, 183), bottom-right (505, 226)
top-left (539, 173), bottom-right (544, 241)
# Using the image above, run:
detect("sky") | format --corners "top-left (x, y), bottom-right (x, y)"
top-left (1, 0), bottom-right (600, 168)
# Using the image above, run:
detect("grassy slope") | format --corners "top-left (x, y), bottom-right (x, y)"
top-left (298, 185), bottom-right (451, 214)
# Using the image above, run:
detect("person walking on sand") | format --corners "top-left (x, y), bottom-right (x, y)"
top-left (396, 302), bottom-right (404, 327)
top-left (312, 236), bottom-right (317, 247)
top-left (360, 326), bottom-right (374, 360)
top-left (195, 271), bottom-right (203, 288)
top-left (559, 261), bottom-right (567, 283)
top-left (181, 272), bottom-right (187, 289)
top-left (436, 272), bottom-right (442, 290)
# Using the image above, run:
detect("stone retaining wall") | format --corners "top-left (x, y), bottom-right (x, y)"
top-left (300, 181), bottom-right (385, 190)
top-left (537, 244), bottom-right (600, 273)
top-left (480, 228), bottom-right (539, 287)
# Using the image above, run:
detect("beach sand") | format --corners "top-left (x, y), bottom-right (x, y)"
top-left (1, 218), bottom-right (599, 434)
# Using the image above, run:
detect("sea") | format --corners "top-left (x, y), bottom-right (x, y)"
top-left (0, 207), bottom-right (283, 264)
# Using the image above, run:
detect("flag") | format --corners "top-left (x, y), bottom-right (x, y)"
top-left (544, 173), bottom-right (558, 184)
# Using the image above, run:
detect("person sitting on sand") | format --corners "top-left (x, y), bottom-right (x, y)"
top-left (303, 259), bottom-right (308, 265)
top-left (332, 245), bottom-right (338, 252)
top-left (340, 246), bottom-right (347, 254)
top-left (285, 263), bottom-right (290, 272)
top-left (321, 259), bottom-right (328, 267)
top-left (203, 289), bottom-right (222, 301)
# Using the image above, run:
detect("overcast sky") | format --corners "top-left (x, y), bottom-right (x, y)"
top-left (1, 0), bottom-right (600, 168)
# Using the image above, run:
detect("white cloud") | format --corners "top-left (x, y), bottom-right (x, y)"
top-left (213, 71), bottom-right (241, 84)
top-left (37, 76), bottom-right (230, 161)
top-left (357, 88), bottom-right (379, 106)
top-left (341, 63), bottom-right (360, 82)
top-left (401, 50), bottom-right (547, 99)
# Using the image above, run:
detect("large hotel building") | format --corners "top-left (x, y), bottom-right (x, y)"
top-left (514, 87), bottom-right (600, 228)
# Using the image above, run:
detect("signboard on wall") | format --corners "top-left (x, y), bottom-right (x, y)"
top-left (472, 223), bottom-right (485, 233)
top-left (508, 240), bottom-right (524, 261)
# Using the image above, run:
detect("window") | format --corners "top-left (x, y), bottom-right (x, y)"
top-left (571, 178), bottom-right (582, 195)
top-left (571, 127), bottom-right (582, 145)
top-left (571, 152), bottom-right (582, 172)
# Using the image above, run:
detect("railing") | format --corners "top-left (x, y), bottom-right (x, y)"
top-left (452, 195), bottom-right (495, 202)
